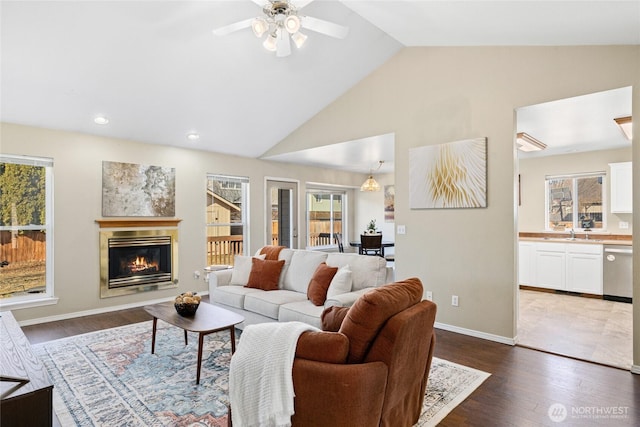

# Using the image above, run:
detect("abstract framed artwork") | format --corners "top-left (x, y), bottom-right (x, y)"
top-left (102, 161), bottom-right (176, 217)
top-left (409, 137), bottom-right (487, 209)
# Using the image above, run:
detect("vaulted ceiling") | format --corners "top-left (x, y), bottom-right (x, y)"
top-left (2, 1), bottom-right (639, 172)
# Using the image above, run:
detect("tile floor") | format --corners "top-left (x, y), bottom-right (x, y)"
top-left (518, 289), bottom-right (633, 370)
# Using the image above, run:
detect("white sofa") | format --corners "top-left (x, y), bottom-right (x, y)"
top-left (208, 247), bottom-right (395, 329)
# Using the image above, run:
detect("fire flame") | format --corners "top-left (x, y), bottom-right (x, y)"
top-left (127, 256), bottom-right (158, 273)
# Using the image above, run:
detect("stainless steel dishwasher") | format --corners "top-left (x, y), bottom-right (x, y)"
top-left (603, 245), bottom-right (633, 303)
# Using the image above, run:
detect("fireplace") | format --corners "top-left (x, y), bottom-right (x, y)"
top-left (99, 227), bottom-right (178, 298)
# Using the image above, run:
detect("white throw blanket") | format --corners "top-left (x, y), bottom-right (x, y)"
top-left (229, 321), bottom-right (318, 427)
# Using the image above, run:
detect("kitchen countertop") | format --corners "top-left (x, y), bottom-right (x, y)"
top-left (519, 232), bottom-right (632, 246)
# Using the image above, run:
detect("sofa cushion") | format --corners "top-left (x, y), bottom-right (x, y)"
top-left (246, 258), bottom-right (285, 291)
top-left (278, 301), bottom-right (325, 329)
top-left (211, 286), bottom-right (262, 309)
top-left (339, 277), bottom-right (423, 363)
top-left (230, 254), bottom-right (266, 285)
top-left (244, 290), bottom-right (308, 320)
top-left (307, 262), bottom-right (338, 306)
top-left (326, 264), bottom-right (352, 298)
top-left (326, 253), bottom-right (387, 291)
top-left (283, 250), bottom-right (328, 293)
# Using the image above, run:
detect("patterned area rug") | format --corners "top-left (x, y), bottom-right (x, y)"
top-left (32, 321), bottom-right (489, 426)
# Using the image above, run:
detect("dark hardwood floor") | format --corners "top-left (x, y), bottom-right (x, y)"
top-left (22, 305), bottom-right (640, 426)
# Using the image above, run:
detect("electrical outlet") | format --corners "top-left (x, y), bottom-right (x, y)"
top-left (426, 291), bottom-right (433, 301)
top-left (620, 221), bottom-right (629, 229)
top-left (397, 225), bottom-right (406, 235)
top-left (193, 270), bottom-right (201, 279)
top-left (451, 295), bottom-right (459, 307)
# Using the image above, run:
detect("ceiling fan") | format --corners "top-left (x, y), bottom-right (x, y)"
top-left (213, 0), bottom-right (349, 57)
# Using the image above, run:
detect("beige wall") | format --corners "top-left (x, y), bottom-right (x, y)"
top-left (3, 45), bottom-right (640, 368)
top-left (519, 147), bottom-right (632, 234)
top-left (267, 46), bottom-right (640, 366)
top-left (0, 123), bottom-right (363, 323)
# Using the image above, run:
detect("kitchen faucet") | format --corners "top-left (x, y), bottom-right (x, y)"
top-left (570, 229), bottom-right (575, 239)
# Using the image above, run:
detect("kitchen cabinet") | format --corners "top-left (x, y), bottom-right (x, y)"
top-left (566, 244), bottom-right (603, 294)
top-left (609, 162), bottom-right (632, 213)
top-left (518, 241), bottom-right (603, 295)
top-left (518, 241), bottom-right (535, 285)
top-left (535, 242), bottom-right (566, 290)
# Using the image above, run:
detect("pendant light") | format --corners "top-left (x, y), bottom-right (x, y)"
top-left (361, 161), bottom-right (384, 192)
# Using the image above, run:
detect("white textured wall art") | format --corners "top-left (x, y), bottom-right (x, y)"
top-left (102, 161), bottom-right (176, 217)
top-left (409, 138), bottom-right (487, 209)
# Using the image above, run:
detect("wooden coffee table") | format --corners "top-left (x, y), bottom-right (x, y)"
top-left (143, 301), bottom-right (244, 384)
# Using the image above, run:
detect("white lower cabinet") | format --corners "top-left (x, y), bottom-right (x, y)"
top-left (566, 244), bottom-right (603, 294)
top-left (518, 241), bottom-right (535, 285)
top-left (519, 241), bottom-right (603, 295)
top-left (535, 243), bottom-right (566, 290)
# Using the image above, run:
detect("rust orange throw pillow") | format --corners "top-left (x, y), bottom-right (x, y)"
top-left (246, 258), bottom-right (285, 291)
top-left (307, 262), bottom-right (339, 306)
top-left (259, 245), bottom-right (286, 260)
top-left (321, 306), bottom-right (350, 332)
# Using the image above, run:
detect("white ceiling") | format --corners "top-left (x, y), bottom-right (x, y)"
top-left (517, 86), bottom-right (633, 159)
top-left (2, 1), bottom-right (639, 173)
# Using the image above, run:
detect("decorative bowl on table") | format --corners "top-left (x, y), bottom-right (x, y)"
top-left (174, 292), bottom-right (201, 317)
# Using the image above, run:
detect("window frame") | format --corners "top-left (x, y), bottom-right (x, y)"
top-left (305, 187), bottom-right (347, 250)
top-left (0, 154), bottom-right (56, 309)
top-left (206, 174), bottom-right (250, 265)
top-left (544, 171), bottom-right (607, 232)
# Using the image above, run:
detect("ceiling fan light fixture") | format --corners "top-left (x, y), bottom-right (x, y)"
top-left (251, 17), bottom-right (268, 38)
top-left (516, 132), bottom-right (546, 152)
top-left (284, 15), bottom-right (301, 34)
top-left (263, 32), bottom-right (278, 51)
top-left (614, 116), bottom-right (633, 140)
top-left (291, 31), bottom-right (307, 48)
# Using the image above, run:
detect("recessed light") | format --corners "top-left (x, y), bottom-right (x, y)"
top-left (94, 116), bottom-right (109, 125)
top-left (187, 133), bottom-right (200, 141)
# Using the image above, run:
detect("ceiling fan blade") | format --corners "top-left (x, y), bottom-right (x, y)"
top-left (291, 0), bottom-right (315, 9)
top-left (276, 29), bottom-right (292, 57)
top-left (212, 18), bottom-right (254, 36)
top-left (301, 16), bottom-right (349, 39)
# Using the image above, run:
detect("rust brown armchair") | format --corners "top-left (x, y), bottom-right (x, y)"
top-left (290, 277), bottom-right (437, 427)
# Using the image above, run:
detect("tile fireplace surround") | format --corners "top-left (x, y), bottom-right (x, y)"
top-left (96, 219), bottom-right (180, 298)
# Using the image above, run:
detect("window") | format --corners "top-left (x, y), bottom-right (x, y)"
top-left (306, 189), bottom-right (345, 249)
top-left (0, 155), bottom-right (54, 303)
top-left (206, 174), bottom-right (249, 266)
top-left (546, 172), bottom-right (605, 231)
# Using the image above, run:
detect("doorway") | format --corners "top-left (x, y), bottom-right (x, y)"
top-left (515, 87), bottom-right (633, 370)
top-left (266, 179), bottom-right (298, 249)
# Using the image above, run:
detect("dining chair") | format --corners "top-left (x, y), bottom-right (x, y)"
top-left (360, 234), bottom-right (383, 257)
top-left (333, 233), bottom-right (344, 253)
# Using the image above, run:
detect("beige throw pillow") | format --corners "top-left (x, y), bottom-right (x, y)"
top-left (229, 254), bottom-right (266, 285)
top-left (326, 264), bottom-right (352, 298)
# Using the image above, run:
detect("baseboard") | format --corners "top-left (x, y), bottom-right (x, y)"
top-left (631, 365), bottom-right (640, 375)
top-left (434, 321), bottom-right (516, 346)
top-left (17, 291), bottom-right (209, 327)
